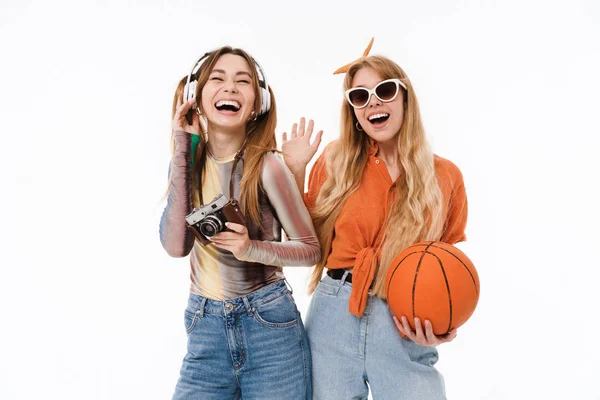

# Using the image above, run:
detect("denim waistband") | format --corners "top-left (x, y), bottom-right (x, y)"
top-left (323, 271), bottom-right (379, 295)
top-left (186, 279), bottom-right (291, 316)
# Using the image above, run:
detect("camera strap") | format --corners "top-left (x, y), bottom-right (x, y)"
top-left (228, 141), bottom-right (247, 201)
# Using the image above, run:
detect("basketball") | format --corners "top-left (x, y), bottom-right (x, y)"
top-left (385, 241), bottom-right (480, 336)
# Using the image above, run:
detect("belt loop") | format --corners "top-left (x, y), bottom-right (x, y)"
top-left (341, 270), bottom-right (351, 285)
top-left (198, 297), bottom-right (207, 318)
top-left (242, 296), bottom-right (253, 316)
top-left (283, 278), bottom-right (294, 294)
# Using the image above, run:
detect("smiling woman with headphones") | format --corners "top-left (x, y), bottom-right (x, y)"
top-left (159, 46), bottom-right (321, 400)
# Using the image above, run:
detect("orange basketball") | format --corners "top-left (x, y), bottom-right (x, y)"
top-left (385, 241), bottom-right (480, 335)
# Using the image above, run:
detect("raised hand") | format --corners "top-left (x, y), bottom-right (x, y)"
top-left (281, 117), bottom-right (323, 174)
top-left (172, 96), bottom-right (201, 135)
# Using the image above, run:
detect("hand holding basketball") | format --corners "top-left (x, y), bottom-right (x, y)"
top-left (393, 316), bottom-right (457, 347)
top-left (386, 241), bottom-right (480, 337)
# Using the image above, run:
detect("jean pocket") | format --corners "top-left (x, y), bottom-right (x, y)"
top-left (314, 279), bottom-right (341, 297)
top-left (404, 338), bottom-right (440, 367)
top-left (253, 293), bottom-right (299, 328)
top-left (184, 309), bottom-right (199, 334)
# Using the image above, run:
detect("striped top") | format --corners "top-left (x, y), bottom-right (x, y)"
top-left (160, 131), bottom-right (321, 300)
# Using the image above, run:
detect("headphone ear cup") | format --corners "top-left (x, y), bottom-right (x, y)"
top-left (259, 87), bottom-right (270, 116)
top-left (184, 52), bottom-right (210, 103)
top-left (185, 80), bottom-right (197, 102)
top-left (253, 59), bottom-right (271, 116)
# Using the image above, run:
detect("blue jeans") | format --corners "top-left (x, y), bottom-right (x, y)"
top-left (305, 273), bottom-right (446, 400)
top-left (172, 279), bottom-right (312, 400)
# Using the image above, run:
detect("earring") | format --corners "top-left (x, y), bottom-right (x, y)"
top-left (355, 121), bottom-right (364, 131)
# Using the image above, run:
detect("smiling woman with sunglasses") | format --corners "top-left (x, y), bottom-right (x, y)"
top-left (282, 41), bottom-right (468, 399)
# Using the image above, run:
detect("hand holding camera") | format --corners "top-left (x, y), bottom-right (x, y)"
top-left (185, 194), bottom-right (249, 257)
top-left (209, 221), bottom-right (251, 259)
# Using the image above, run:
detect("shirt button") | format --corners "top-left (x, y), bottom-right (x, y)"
top-left (375, 160), bottom-right (380, 164)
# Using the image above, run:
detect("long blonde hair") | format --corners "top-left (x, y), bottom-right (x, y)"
top-left (166, 46), bottom-right (278, 229)
top-left (308, 55), bottom-right (444, 298)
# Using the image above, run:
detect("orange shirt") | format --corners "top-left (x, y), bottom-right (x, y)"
top-left (305, 141), bottom-right (468, 317)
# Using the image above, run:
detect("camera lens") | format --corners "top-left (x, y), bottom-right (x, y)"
top-left (199, 215), bottom-right (223, 237)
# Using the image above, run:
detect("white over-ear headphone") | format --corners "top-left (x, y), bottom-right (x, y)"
top-left (184, 50), bottom-right (271, 116)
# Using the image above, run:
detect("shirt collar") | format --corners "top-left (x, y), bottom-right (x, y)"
top-left (368, 137), bottom-right (379, 156)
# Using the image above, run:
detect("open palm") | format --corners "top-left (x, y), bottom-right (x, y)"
top-left (281, 117), bottom-right (323, 172)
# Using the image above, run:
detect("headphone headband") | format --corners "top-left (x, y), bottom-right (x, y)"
top-left (183, 50), bottom-right (271, 116)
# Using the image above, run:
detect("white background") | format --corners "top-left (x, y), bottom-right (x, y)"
top-left (1, 0), bottom-right (599, 399)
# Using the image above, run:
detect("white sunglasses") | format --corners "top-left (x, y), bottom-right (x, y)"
top-left (345, 78), bottom-right (407, 109)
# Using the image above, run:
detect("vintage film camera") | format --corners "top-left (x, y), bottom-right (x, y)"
top-left (185, 194), bottom-right (246, 245)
